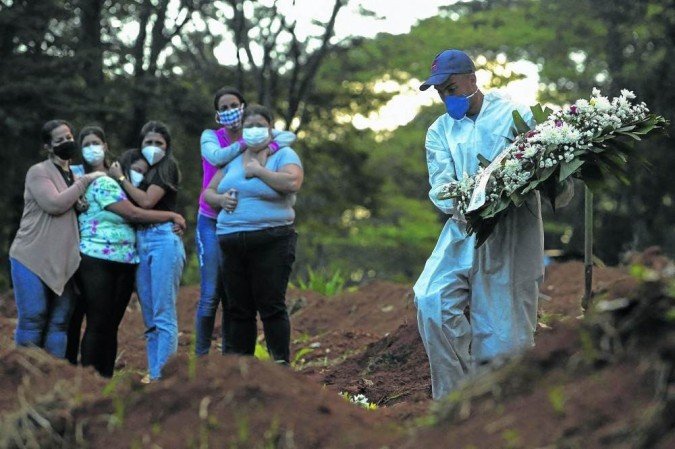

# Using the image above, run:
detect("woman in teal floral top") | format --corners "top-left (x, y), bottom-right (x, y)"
top-left (70, 126), bottom-right (186, 377)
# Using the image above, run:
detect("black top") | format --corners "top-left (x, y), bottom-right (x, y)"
top-left (53, 162), bottom-right (74, 187)
top-left (140, 165), bottom-right (178, 212)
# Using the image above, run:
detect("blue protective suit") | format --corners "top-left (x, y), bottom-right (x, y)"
top-left (414, 91), bottom-right (545, 400)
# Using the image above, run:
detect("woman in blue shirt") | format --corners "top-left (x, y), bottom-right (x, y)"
top-left (203, 105), bottom-right (303, 364)
top-left (195, 86), bottom-right (296, 356)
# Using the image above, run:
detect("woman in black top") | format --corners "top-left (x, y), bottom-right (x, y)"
top-left (109, 121), bottom-right (185, 381)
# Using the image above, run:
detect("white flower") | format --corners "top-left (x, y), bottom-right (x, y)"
top-left (575, 99), bottom-right (590, 109)
top-left (620, 89), bottom-right (636, 100)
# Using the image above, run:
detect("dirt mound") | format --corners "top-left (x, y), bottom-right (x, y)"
top-left (402, 268), bottom-right (675, 449)
top-left (71, 354), bottom-right (402, 449)
top-left (1, 258), bottom-right (673, 448)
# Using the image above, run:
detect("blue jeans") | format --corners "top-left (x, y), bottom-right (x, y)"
top-left (194, 214), bottom-right (228, 355)
top-left (10, 258), bottom-right (75, 358)
top-left (136, 223), bottom-right (185, 380)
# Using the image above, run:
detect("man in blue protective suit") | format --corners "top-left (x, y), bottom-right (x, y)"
top-left (414, 49), bottom-right (566, 400)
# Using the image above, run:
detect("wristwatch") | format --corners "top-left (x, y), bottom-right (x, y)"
top-left (117, 175), bottom-right (126, 183)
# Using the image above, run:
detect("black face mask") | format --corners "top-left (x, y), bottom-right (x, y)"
top-left (52, 140), bottom-right (77, 160)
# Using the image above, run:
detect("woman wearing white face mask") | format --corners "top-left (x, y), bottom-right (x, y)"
top-left (108, 122), bottom-right (186, 382)
top-left (66, 126), bottom-right (186, 378)
top-left (204, 105), bottom-right (303, 364)
top-left (194, 86), bottom-right (297, 357)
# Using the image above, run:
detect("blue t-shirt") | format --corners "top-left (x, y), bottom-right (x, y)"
top-left (216, 147), bottom-right (302, 235)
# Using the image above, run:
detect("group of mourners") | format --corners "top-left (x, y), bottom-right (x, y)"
top-left (10, 48), bottom-right (572, 400)
top-left (9, 87), bottom-right (303, 382)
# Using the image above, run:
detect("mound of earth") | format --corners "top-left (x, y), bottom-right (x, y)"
top-left (1, 258), bottom-right (673, 448)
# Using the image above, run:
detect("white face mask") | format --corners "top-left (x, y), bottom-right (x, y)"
top-left (242, 127), bottom-right (270, 147)
top-left (130, 169), bottom-right (145, 187)
top-left (141, 145), bottom-right (166, 166)
top-left (82, 144), bottom-right (105, 165)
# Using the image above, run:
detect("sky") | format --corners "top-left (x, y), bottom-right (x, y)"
top-left (210, 0), bottom-right (541, 131)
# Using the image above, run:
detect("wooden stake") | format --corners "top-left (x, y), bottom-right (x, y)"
top-left (582, 186), bottom-right (594, 311)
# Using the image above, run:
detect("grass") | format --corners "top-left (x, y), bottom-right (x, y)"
top-left (292, 266), bottom-right (346, 296)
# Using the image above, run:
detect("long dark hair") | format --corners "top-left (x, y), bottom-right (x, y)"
top-left (213, 86), bottom-right (246, 110)
top-left (117, 148), bottom-right (144, 179)
top-left (138, 121), bottom-right (181, 191)
top-left (78, 125), bottom-right (112, 173)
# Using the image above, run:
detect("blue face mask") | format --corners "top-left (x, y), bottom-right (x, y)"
top-left (444, 87), bottom-right (479, 120)
top-left (129, 169), bottom-right (144, 187)
top-left (82, 144), bottom-right (105, 165)
top-left (242, 127), bottom-right (270, 147)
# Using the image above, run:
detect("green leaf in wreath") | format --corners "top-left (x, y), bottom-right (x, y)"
top-left (604, 137), bottom-right (634, 155)
top-left (530, 104), bottom-right (549, 125)
top-left (623, 132), bottom-right (642, 141)
top-left (558, 158), bottom-right (585, 182)
top-left (541, 176), bottom-right (559, 212)
top-left (537, 165), bottom-right (557, 182)
top-left (473, 216), bottom-right (500, 248)
top-left (512, 110), bottom-right (532, 135)
top-left (477, 153), bottom-right (492, 169)
top-left (510, 193), bottom-right (525, 207)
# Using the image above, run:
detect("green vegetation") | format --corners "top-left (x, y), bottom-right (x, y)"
top-left (547, 386), bottom-right (567, 415)
top-left (293, 266), bottom-right (346, 296)
top-left (1, 0), bottom-right (673, 291)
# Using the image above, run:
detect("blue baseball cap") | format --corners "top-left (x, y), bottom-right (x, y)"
top-left (419, 49), bottom-right (476, 91)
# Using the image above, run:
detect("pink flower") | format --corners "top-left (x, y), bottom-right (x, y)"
top-left (515, 152), bottom-right (524, 159)
top-left (526, 130), bottom-right (538, 138)
top-left (569, 105), bottom-right (578, 115)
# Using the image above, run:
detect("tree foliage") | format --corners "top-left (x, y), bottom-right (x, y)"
top-left (1, 0), bottom-right (673, 289)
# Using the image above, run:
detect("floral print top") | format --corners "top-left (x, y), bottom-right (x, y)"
top-left (78, 176), bottom-right (139, 264)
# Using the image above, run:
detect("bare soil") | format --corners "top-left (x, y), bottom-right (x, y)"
top-left (1, 259), bottom-right (672, 448)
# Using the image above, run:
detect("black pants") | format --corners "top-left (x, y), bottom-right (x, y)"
top-left (71, 254), bottom-right (136, 377)
top-left (218, 225), bottom-right (297, 363)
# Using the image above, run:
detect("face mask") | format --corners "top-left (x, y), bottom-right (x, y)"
top-left (217, 106), bottom-right (244, 129)
top-left (141, 145), bottom-right (166, 166)
top-left (444, 87), bottom-right (479, 120)
top-left (242, 127), bottom-right (270, 147)
top-left (52, 140), bottom-right (77, 160)
top-left (82, 144), bottom-right (105, 165)
top-left (129, 169), bottom-right (144, 187)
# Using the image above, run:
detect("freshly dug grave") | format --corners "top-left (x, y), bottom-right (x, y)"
top-left (1, 258), bottom-right (672, 449)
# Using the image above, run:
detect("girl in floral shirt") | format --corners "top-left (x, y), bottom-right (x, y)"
top-left (71, 126), bottom-right (185, 378)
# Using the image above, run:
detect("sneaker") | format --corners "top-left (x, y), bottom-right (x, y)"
top-left (140, 374), bottom-right (152, 384)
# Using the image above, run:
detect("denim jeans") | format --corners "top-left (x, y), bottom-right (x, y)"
top-left (194, 214), bottom-right (228, 355)
top-left (136, 223), bottom-right (185, 380)
top-left (218, 225), bottom-right (297, 363)
top-left (10, 257), bottom-right (75, 358)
